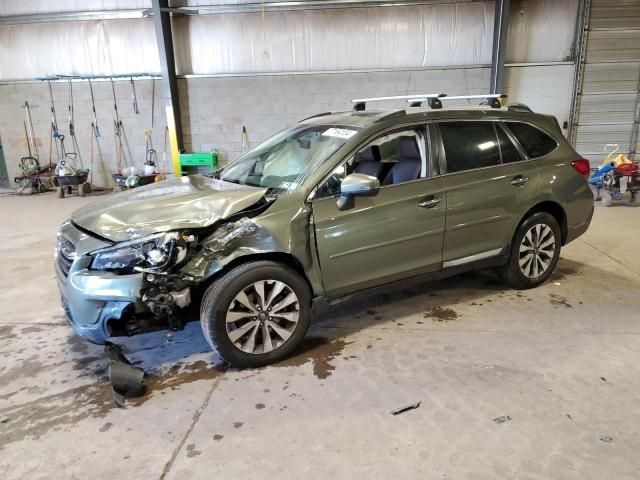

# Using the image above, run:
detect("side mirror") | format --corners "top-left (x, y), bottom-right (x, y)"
top-left (337, 173), bottom-right (380, 210)
top-left (340, 173), bottom-right (380, 197)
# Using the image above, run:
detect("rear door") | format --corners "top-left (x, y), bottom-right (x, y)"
top-left (437, 121), bottom-right (539, 266)
top-left (311, 126), bottom-right (446, 297)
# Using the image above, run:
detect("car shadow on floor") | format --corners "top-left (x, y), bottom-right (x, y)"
top-left (311, 257), bottom-right (583, 328)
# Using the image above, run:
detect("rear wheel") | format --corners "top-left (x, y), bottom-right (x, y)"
top-left (200, 261), bottom-right (311, 368)
top-left (504, 212), bottom-right (561, 289)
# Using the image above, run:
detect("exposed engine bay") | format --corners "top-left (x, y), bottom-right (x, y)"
top-left (99, 197), bottom-right (280, 339)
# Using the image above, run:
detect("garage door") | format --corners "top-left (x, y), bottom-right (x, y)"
top-left (573, 0), bottom-right (640, 164)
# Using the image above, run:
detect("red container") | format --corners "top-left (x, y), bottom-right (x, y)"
top-left (615, 163), bottom-right (639, 176)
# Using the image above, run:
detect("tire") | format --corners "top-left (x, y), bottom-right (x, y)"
top-left (503, 212), bottom-right (562, 289)
top-left (56, 186), bottom-right (65, 198)
top-left (601, 190), bottom-right (613, 207)
top-left (78, 183), bottom-right (87, 197)
top-left (200, 261), bottom-right (311, 368)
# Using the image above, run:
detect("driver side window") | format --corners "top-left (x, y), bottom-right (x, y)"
top-left (315, 128), bottom-right (427, 198)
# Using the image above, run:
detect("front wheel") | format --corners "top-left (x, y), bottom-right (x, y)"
top-left (200, 261), bottom-right (311, 368)
top-left (503, 212), bottom-right (561, 289)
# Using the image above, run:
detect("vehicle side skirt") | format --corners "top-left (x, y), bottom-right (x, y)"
top-left (312, 246), bottom-right (510, 316)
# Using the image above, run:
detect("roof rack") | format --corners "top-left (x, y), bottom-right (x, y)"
top-left (352, 93), bottom-right (508, 111)
top-left (351, 94), bottom-right (441, 111)
top-left (407, 94), bottom-right (507, 109)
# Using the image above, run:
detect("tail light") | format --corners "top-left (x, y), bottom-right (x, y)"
top-left (571, 158), bottom-right (591, 179)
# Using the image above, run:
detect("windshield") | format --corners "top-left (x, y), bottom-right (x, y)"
top-left (219, 124), bottom-right (359, 192)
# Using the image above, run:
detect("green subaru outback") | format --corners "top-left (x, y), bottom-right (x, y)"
top-left (56, 95), bottom-right (593, 367)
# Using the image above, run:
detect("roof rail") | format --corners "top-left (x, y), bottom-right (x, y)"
top-left (299, 111), bottom-right (333, 122)
top-left (351, 94), bottom-right (441, 111)
top-left (507, 103), bottom-right (533, 113)
top-left (407, 94), bottom-right (507, 109)
top-left (373, 110), bottom-right (407, 123)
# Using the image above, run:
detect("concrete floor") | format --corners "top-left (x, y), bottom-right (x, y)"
top-left (1, 192), bottom-right (639, 480)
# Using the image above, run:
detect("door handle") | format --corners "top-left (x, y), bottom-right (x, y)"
top-left (510, 175), bottom-right (529, 186)
top-left (418, 196), bottom-right (442, 208)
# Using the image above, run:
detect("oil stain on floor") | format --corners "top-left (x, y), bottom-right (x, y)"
top-left (0, 378), bottom-right (115, 450)
top-left (0, 332), bottom-right (350, 449)
top-left (549, 293), bottom-right (573, 308)
top-left (132, 360), bottom-right (226, 406)
top-left (0, 356), bottom-right (225, 448)
top-left (423, 306), bottom-right (460, 322)
top-left (273, 337), bottom-right (352, 380)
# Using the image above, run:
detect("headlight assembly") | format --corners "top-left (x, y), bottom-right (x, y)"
top-left (90, 232), bottom-right (194, 274)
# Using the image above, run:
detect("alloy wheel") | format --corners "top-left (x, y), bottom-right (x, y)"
top-left (518, 224), bottom-right (556, 279)
top-left (225, 280), bottom-right (300, 354)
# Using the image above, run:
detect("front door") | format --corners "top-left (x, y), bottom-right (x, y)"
top-left (311, 127), bottom-right (446, 297)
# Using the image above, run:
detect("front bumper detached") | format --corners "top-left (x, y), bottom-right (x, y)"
top-left (59, 293), bottom-right (134, 344)
top-left (55, 222), bottom-right (143, 344)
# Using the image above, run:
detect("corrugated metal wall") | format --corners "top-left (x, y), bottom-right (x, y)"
top-left (574, 0), bottom-right (640, 162)
top-left (0, 1), bottom-right (579, 80)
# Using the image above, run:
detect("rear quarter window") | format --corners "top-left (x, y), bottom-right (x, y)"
top-left (506, 122), bottom-right (558, 159)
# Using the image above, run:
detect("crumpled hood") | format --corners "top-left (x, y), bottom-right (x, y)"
top-left (72, 175), bottom-right (267, 242)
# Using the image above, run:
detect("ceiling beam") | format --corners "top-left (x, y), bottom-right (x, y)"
top-left (489, 0), bottom-right (510, 94)
top-left (176, 0), bottom-right (483, 15)
top-left (0, 0), bottom-right (484, 26)
top-left (0, 10), bottom-right (147, 26)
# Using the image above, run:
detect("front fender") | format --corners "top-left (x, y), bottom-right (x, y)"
top-left (180, 203), bottom-right (325, 296)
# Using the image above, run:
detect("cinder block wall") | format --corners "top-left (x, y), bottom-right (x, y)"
top-left (179, 67), bottom-right (491, 162)
top-left (0, 65), bottom-right (572, 188)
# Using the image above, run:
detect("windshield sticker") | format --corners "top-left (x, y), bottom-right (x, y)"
top-left (322, 128), bottom-right (357, 139)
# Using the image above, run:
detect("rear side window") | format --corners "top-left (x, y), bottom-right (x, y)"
top-left (496, 124), bottom-right (523, 164)
top-left (506, 122), bottom-right (558, 158)
top-left (440, 122), bottom-right (500, 173)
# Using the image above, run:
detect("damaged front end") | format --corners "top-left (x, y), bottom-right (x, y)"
top-left (84, 229), bottom-right (200, 337)
top-left (80, 202), bottom-right (279, 341)
top-left (57, 175), bottom-right (318, 345)
top-left (182, 216), bottom-right (277, 280)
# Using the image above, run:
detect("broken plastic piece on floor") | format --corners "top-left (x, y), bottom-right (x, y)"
top-left (390, 401), bottom-right (421, 415)
top-left (104, 341), bottom-right (145, 408)
top-left (104, 341), bottom-right (131, 365)
top-left (494, 415), bottom-right (512, 424)
top-left (108, 362), bottom-right (145, 408)
top-left (0, 415), bottom-right (9, 424)
top-left (599, 435), bottom-right (613, 443)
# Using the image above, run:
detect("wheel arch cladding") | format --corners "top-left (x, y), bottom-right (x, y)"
top-left (518, 201), bottom-right (567, 244)
top-left (205, 252), bottom-right (314, 299)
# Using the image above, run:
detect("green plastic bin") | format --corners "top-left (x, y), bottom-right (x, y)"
top-left (179, 151), bottom-right (218, 176)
